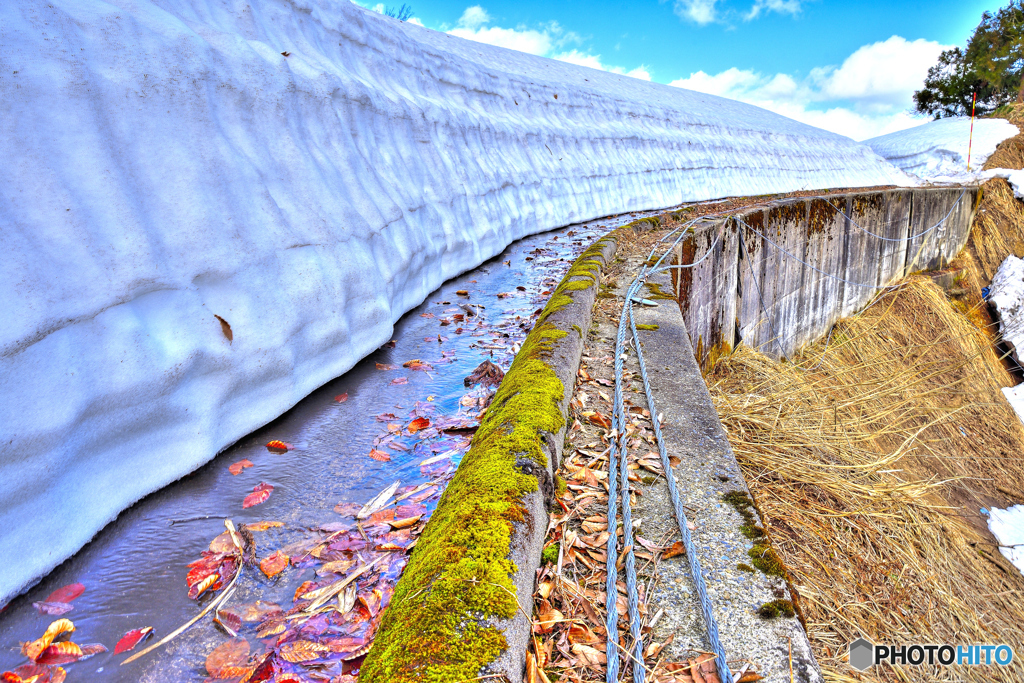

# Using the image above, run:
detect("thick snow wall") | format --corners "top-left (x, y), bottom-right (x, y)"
top-left (865, 117), bottom-right (1018, 182)
top-left (0, 0), bottom-right (915, 602)
top-left (669, 187), bottom-right (978, 366)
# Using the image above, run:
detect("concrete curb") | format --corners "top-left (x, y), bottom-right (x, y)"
top-left (361, 232), bottom-right (618, 682)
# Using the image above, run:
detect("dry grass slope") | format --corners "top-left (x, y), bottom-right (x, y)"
top-left (704, 125), bottom-right (1024, 681)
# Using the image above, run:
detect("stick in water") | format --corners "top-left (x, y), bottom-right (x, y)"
top-left (122, 520), bottom-right (244, 665)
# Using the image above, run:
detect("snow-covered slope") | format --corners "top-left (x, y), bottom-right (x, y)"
top-left (0, 0), bottom-right (914, 602)
top-left (865, 117), bottom-right (1017, 183)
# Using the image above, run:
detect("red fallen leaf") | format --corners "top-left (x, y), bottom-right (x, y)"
top-left (294, 581), bottom-right (316, 602)
top-left (9, 664), bottom-right (50, 682)
top-left (0, 674), bottom-right (20, 683)
top-left (389, 377), bottom-right (408, 386)
top-left (114, 627), bottom-right (153, 654)
top-left (44, 584), bottom-right (83, 605)
top-left (334, 393), bottom-right (349, 402)
top-left (228, 459), bottom-right (254, 476)
top-left (51, 668), bottom-right (67, 683)
top-left (188, 573), bottom-right (221, 600)
top-left (265, 440), bottom-right (290, 453)
top-left (588, 412), bottom-right (612, 428)
top-left (32, 601), bottom-right (73, 616)
top-left (36, 642), bottom-right (82, 666)
top-left (260, 551), bottom-right (289, 578)
top-left (407, 417), bottom-right (430, 433)
top-left (244, 520), bottom-right (283, 532)
top-left (368, 449), bottom-right (391, 462)
top-left (245, 652), bottom-right (275, 682)
top-left (243, 482), bottom-right (273, 508)
top-left (78, 643), bottom-right (107, 660)
top-left (205, 637), bottom-right (250, 678)
top-left (662, 541), bottom-right (687, 559)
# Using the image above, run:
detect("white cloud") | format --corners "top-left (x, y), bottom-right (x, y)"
top-left (669, 35), bottom-right (951, 140)
top-left (445, 6), bottom-right (651, 80)
top-left (674, 0), bottom-right (719, 25)
top-left (457, 5), bottom-right (491, 30)
top-left (745, 0), bottom-right (801, 20)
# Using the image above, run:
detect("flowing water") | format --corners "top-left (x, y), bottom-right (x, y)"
top-left (0, 207), bottom-right (675, 681)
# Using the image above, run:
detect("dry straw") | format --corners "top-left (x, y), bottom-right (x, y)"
top-left (706, 276), bottom-right (1024, 682)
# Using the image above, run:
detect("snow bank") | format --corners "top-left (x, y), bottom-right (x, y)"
top-left (988, 255), bottom-right (1024, 367)
top-left (865, 117), bottom-right (1017, 183)
top-left (987, 505), bottom-right (1024, 577)
top-left (0, 0), bottom-right (914, 602)
top-left (982, 167), bottom-right (1024, 199)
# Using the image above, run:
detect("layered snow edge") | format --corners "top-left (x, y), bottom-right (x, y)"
top-left (0, 0), bottom-right (915, 602)
top-left (865, 117), bottom-right (1018, 184)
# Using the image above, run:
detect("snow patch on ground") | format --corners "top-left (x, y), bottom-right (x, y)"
top-left (865, 117), bottom-right (1018, 183)
top-left (987, 505), bottom-right (1024, 577)
top-left (988, 255), bottom-right (1024, 366)
top-left (0, 0), bottom-right (915, 602)
top-left (982, 168), bottom-right (1024, 199)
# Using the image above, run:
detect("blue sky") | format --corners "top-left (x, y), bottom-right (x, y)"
top-left (359, 0), bottom-right (998, 140)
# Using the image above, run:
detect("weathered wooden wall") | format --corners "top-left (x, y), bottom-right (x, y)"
top-left (671, 187), bottom-right (978, 366)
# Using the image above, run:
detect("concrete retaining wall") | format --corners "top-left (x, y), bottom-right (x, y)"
top-left (672, 187), bottom-right (979, 366)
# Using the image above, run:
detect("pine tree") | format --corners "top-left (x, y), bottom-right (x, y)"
top-left (914, 1), bottom-right (1024, 118)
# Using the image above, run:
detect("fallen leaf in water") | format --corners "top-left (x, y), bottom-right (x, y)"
top-left (260, 551), bottom-right (289, 578)
top-left (228, 459), bottom-right (254, 476)
top-left (206, 638), bottom-right (250, 678)
top-left (35, 642), bottom-right (83, 666)
top-left (114, 627), bottom-right (153, 654)
top-left (243, 482), bottom-right (274, 509)
top-left (357, 481), bottom-right (401, 520)
top-left (389, 515), bottom-right (422, 529)
top-left (464, 360), bottom-right (504, 388)
top-left (662, 541), bottom-right (686, 559)
top-left (455, 290), bottom-right (469, 296)
top-left (209, 531), bottom-right (236, 554)
top-left (188, 573), bottom-right (220, 600)
top-left (390, 377), bottom-right (409, 386)
top-left (244, 521), bottom-right (283, 532)
top-left (32, 601), bottom-right (73, 616)
top-left (334, 502), bottom-right (363, 517)
top-left (44, 585), bottom-right (83, 605)
top-left (334, 393), bottom-right (349, 402)
top-left (375, 363), bottom-right (397, 371)
top-left (407, 417), bottom-right (430, 433)
top-left (21, 618), bottom-right (76, 661)
top-left (368, 449), bottom-right (391, 462)
top-left (401, 359), bottom-right (421, 367)
top-left (265, 440), bottom-right (290, 453)
top-left (280, 640), bottom-right (329, 663)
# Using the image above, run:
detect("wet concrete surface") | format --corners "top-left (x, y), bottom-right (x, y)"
top-left (0, 208), bottom-right (678, 681)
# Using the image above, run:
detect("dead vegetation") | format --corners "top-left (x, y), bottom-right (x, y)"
top-left (707, 275), bottom-right (1024, 682)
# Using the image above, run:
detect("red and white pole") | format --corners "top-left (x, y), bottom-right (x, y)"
top-left (967, 90), bottom-right (977, 171)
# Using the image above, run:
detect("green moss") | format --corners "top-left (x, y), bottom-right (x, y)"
top-left (555, 474), bottom-right (567, 496)
top-left (635, 324), bottom-right (659, 331)
top-left (541, 545), bottom-right (559, 565)
top-left (737, 563), bottom-right (755, 573)
top-left (644, 282), bottom-right (675, 300)
top-left (749, 545), bottom-right (787, 578)
top-left (740, 523), bottom-right (765, 540)
top-left (571, 324), bottom-right (582, 338)
top-left (361, 234), bottom-right (616, 683)
top-left (757, 599), bottom-right (795, 619)
top-left (641, 475), bottom-right (657, 485)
